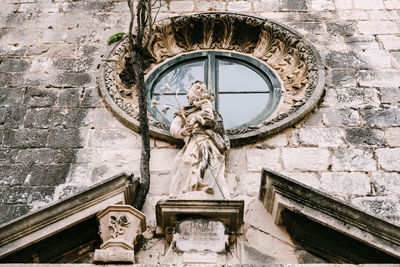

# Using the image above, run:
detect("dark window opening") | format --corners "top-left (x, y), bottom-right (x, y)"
top-left (282, 209), bottom-right (400, 264)
top-left (0, 216), bottom-right (100, 263)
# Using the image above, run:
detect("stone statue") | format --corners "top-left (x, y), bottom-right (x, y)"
top-left (169, 81), bottom-right (230, 198)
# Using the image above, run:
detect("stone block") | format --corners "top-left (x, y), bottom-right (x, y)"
top-left (351, 196), bottom-right (400, 217)
top-left (310, 0), bottom-right (335, 10)
top-left (334, 0), bottom-right (352, 9)
top-left (52, 57), bottom-right (95, 73)
top-left (345, 128), bottom-right (385, 146)
top-left (358, 70), bottom-right (400, 88)
top-left (253, 0), bottom-right (279, 11)
top-left (306, 35), bottom-right (347, 52)
top-left (358, 50), bottom-right (392, 68)
top-left (385, 128), bottom-right (400, 146)
top-left (391, 52), bottom-right (400, 68)
top-left (93, 108), bottom-right (127, 129)
top-left (4, 28), bottom-right (41, 44)
top-left (358, 21), bottom-right (399, 34)
top-left (0, 106), bottom-right (26, 128)
top-left (299, 11), bottom-right (336, 21)
top-left (0, 12), bottom-right (30, 28)
top-left (169, 1), bottom-right (195, 12)
top-left (332, 148), bottom-right (376, 171)
top-left (81, 87), bottom-right (102, 107)
top-left (325, 51), bottom-right (369, 69)
top-left (377, 35), bottom-right (400, 50)
top-left (0, 73), bottom-right (10, 87)
top-left (302, 110), bottom-right (323, 127)
top-left (371, 172), bottom-right (400, 195)
top-left (0, 4), bottom-right (17, 13)
top-left (368, 10), bottom-right (399, 20)
top-left (376, 148), bottom-right (400, 171)
top-left (323, 88), bottom-right (379, 108)
top-left (0, 45), bottom-right (27, 57)
top-left (0, 204), bottom-right (30, 225)
top-left (361, 108), bottom-right (400, 127)
top-left (297, 128), bottom-right (344, 147)
top-left (18, 2), bottom-right (60, 12)
top-left (58, 88), bottom-right (82, 107)
top-left (326, 22), bottom-right (355, 36)
top-left (0, 149), bottom-right (18, 163)
top-left (55, 72), bottom-right (92, 87)
top-left (282, 171), bottom-right (321, 188)
top-left (321, 108), bottom-right (360, 127)
top-left (380, 88), bottom-right (400, 104)
top-left (3, 129), bottom-right (48, 148)
top-left (24, 108), bottom-right (64, 129)
top-left (5, 186), bottom-right (54, 204)
top-left (384, 0), bottom-right (400, 8)
top-left (354, 0), bottom-right (385, 9)
top-left (30, 164), bottom-right (70, 186)
top-left (47, 129), bottom-right (83, 148)
top-left (28, 44), bottom-right (76, 57)
top-left (15, 148), bottom-right (76, 164)
top-left (0, 58), bottom-right (31, 73)
top-left (0, 88), bottom-right (25, 106)
top-left (62, 108), bottom-right (92, 128)
top-left (259, 132), bottom-right (288, 147)
top-left (227, 1), bottom-right (252, 12)
top-left (0, 164), bottom-right (30, 186)
top-left (247, 148), bottom-right (281, 172)
top-left (150, 149), bottom-right (179, 173)
top-left (289, 22), bottom-right (325, 35)
top-left (149, 173), bottom-right (171, 195)
top-left (337, 10), bottom-right (369, 20)
top-left (281, 0), bottom-right (307, 10)
top-left (345, 35), bottom-right (380, 50)
top-left (259, 12), bottom-right (297, 21)
top-left (9, 73), bottom-right (48, 88)
top-left (282, 148), bottom-right (329, 171)
top-left (89, 128), bottom-right (140, 148)
top-left (320, 172), bottom-right (371, 196)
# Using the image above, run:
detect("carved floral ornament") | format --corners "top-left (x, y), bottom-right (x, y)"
top-left (99, 12), bottom-right (325, 146)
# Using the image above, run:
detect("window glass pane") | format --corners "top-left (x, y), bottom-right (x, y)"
top-left (219, 93), bottom-right (271, 129)
top-left (153, 60), bottom-right (205, 95)
top-left (152, 94), bottom-right (188, 122)
top-left (218, 59), bottom-right (271, 92)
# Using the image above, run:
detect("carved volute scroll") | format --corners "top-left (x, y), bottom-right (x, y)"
top-left (99, 12), bottom-right (325, 146)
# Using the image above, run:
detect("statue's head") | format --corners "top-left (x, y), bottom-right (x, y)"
top-left (186, 81), bottom-right (215, 104)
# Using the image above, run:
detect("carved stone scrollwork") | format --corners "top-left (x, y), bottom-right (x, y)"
top-left (98, 12), bottom-right (325, 146)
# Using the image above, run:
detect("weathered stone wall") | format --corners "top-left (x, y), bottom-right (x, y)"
top-left (0, 0), bottom-right (399, 262)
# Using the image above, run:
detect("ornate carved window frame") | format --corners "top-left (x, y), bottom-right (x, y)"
top-left (99, 12), bottom-right (325, 147)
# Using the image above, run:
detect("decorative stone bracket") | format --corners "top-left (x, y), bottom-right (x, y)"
top-left (155, 199), bottom-right (244, 264)
top-left (94, 204), bottom-right (146, 264)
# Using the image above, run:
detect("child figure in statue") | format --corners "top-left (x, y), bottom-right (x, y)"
top-left (169, 81), bottom-right (230, 199)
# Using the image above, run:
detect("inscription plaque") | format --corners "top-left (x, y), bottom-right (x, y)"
top-left (174, 219), bottom-right (228, 253)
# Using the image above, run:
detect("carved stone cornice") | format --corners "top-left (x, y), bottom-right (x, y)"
top-left (99, 12), bottom-right (325, 146)
top-left (0, 173), bottom-right (139, 259)
top-left (259, 168), bottom-right (400, 259)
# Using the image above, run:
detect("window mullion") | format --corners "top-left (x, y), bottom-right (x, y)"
top-left (207, 53), bottom-right (217, 110)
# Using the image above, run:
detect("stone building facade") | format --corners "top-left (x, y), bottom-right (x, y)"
top-left (0, 0), bottom-right (400, 264)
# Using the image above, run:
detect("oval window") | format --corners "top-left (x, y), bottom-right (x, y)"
top-left (146, 51), bottom-right (282, 129)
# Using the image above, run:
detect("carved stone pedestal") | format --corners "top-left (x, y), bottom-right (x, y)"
top-left (93, 205), bottom-right (146, 264)
top-left (156, 200), bottom-right (244, 264)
